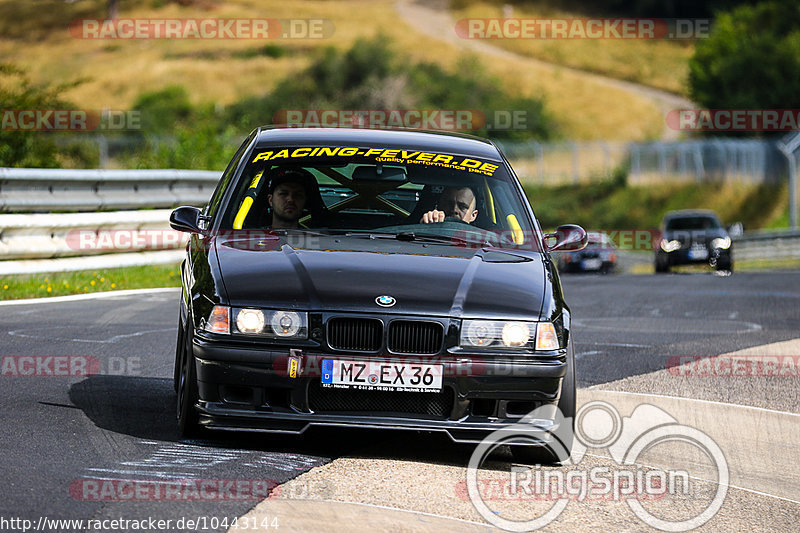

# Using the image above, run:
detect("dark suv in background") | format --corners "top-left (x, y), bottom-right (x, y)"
top-left (655, 210), bottom-right (734, 273)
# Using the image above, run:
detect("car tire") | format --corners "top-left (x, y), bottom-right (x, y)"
top-left (511, 339), bottom-right (576, 465)
top-left (177, 318), bottom-right (203, 438)
top-left (655, 259), bottom-right (669, 273)
top-left (173, 316), bottom-right (184, 393)
top-left (716, 258), bottom-right (733, 272)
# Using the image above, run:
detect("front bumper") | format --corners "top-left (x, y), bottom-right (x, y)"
top-left (191, 335), bottom-right (568, 443)
top-left (658, 247), bottom-right (731, 266)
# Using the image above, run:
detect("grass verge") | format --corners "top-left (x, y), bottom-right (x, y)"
top-left (0, 263), bottom-right (181, 301)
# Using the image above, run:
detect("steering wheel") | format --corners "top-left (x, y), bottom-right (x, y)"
top-left (443, 215), bottom-right (472, 225)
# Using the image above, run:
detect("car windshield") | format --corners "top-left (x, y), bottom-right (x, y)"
top-left (665, 215), bottom-right (722, 231)
top-left (218, 145), bottom-right (538, 249)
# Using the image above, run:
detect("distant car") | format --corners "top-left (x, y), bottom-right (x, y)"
top-left (556, 231), bottom-right (617, 273)
top-left (169, 126), bottom-right (588, 463)
top-left (654, 210), bottom-right (733, 273)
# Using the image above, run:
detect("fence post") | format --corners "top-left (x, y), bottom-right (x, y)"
top-left (778, 133), bottom-right (800, 229)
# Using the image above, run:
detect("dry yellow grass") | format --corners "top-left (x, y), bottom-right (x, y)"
top-left (0, 0), bottom-right (665, 140)
top-left (452, 2), bottom-right (694, 96)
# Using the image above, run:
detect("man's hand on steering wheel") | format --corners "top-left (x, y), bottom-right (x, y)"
top-left (420, 210), bottom-right (446, 223)
top-left (420, 210), bottom-right (472, 225)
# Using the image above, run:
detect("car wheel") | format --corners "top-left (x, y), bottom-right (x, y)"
top-left (177, 319), bottom-right (202, 438)
top-left (716, 258), bottom-right (733, 272)
top-left (655, 259), bottom-right (669, 273)
top-left (511, 339), bottom-right (576, 465)
top-left (173, 316), bottom-right (184, 393)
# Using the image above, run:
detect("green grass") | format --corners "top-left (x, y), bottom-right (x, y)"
top-left (524, 180), bottom-right (789, 231)
top-left (0, 263), bottom-right (181, 301)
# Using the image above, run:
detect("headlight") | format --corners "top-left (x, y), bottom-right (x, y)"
top-left (270, 310), bottom-right (303, 337)
top-left (660, 239), bottom-right (681, 252)
top-left (711, 236), bottom-right (731, 250)
top-left (235, 308), bottom-right (265, 334)
top-left (461, 320), bottom-right (558, 350)
top-left (232, 308), bottom-right (308, 339)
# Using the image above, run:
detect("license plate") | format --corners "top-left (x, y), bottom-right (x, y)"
top-left (582, 258), bottom-right (602, 270)
top-left (688, 248), bottom-right (708, 260)
top-left (321, 359), bottom-right (443, 391)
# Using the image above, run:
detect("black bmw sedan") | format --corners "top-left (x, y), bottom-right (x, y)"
top-left (169, 127), bottom-right (586, 463)
top-left (655, 209), bottom-right (733, 273)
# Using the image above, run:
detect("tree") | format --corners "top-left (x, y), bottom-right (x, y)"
top-left (689, 1), bottom-right (800, 111)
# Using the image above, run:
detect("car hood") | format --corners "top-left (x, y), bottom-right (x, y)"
top-left (214, 235), bottom-right (547, 319)
top-left (664, 228), bottom-right (728, 243)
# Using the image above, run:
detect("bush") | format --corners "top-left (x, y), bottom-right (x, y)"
top-left (0, 64), bottom-right (84, 167)
top-left (689, 2), bottom-right (800, 115)
top-left (226, 36), bottom-right (556, 140)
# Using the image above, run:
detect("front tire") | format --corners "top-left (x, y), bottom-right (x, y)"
top-left (176, 320), bottom-right (202, 438)
top-left (511, 339), bottom-right (576, 465)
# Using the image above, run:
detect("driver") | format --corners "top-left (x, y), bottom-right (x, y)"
top-left (420, 186), bottom-right (478, 224)
top-left (267, 168), bottom-right (314, 229)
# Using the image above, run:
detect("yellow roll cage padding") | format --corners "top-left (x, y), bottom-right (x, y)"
top-left (232, 171), bottom-right (264, 229)
top-left (506, 214), bottom-right (524, 245)
top-left (482, 177), bottom-right (496, 225)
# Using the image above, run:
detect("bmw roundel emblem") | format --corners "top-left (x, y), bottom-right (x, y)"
top-left (375, 295), bottom-right (396, 307)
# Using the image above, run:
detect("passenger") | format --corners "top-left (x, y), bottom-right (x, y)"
top-left (420, 186), bottom-right (478, 224)
top-left (266, 168), bottom-right (314, 229)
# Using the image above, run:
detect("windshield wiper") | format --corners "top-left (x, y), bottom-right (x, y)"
top-left (342, 230), bottom-right (491, 247)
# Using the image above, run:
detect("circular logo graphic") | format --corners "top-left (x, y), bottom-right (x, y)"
top-left (368, 374), bottom-right (378, 384)
top-left (375, 295), bottom-right (396, 307)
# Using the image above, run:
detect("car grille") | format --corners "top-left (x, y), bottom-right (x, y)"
top-left (327, 317), bottom-right (382, 351)
top-left (307, 380), bottom-right (453, 418)
top-left (388, 320), bottom-right (443, 354)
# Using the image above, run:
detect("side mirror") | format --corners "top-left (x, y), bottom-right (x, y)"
top-left (544, 224), bottom-right (588, 252)
top-left (727, 222), bottom-right (743, 237)
top-left (170, 206), bottom-right (205, 234)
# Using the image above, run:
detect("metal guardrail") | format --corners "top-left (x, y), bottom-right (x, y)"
top-left (732, 228), bottom-right (800, 262)
top-left (0, 168), bottom-right (220, 212)
top-left (0, 168), bottom-right (798, 274)
top-left (0, 210), bottom-right (185, 260)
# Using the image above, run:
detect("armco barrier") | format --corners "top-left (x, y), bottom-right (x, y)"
top-left (0, 168), bottom-right (220, 212)
top-left (0, 210), bottom-right (184, 260)
top-left (732, 228), bottom-right (800, 262)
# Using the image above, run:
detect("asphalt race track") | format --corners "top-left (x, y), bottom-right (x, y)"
top-left (1, 271), bottom-right (798, 532)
